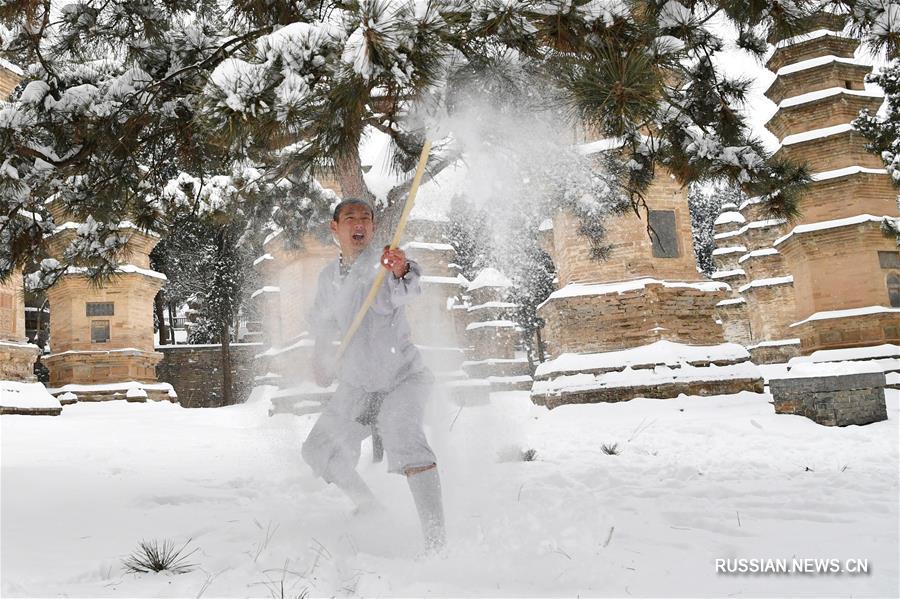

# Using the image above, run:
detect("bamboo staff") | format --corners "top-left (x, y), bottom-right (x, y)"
top-left (334, 139), bottom-right (433, 361)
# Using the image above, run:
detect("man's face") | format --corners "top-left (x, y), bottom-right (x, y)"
top-left (330, 203), bottom-right (375, 257)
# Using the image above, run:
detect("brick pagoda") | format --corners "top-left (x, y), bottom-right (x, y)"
top-left (767, 14), bottom-right (899, 353)
top-left (533, 167), bottom-right (763, 408)
top-left (42, 200), bottom-right (171, 401)
top-left (714, 13), bottom-right (899, 360)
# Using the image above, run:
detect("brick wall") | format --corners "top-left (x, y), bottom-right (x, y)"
top-left (766, 36), bottom-right (857, 72)
top-left (0, 66), bottom-right (20, 100)
top-left (156, 343), bottom-right (262, 408)
top-left (539, 283), bottom-right (726, 357)
top-left (767, 62), bottom-right (872, 105)
top-left (767, 94), bottom-right (881, 140)
top-left (794, 311), bottom-right (900, 353)
top-left (744, 281), bottom-right (797, 342)
top-left (780, 223), bottom-right (897, 319)
top-left (548, 177), bottom-right (699, 287)
top-left (777, 130), bottom-right (885, 173)
top-left (798, 173), bottom-right (897, 224)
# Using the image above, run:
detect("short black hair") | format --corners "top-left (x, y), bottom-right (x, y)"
top-left (332, 198), bottom-right (374, 222)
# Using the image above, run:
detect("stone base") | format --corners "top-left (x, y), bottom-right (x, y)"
top-left (532, 377), bottom-right (764, 409)
top-left (538, 279), bottom-right (727, 358)
top-left (0, 381), bottom-right (63, 416)
top-left (530, 340), bottom-right (764, 408)
top-left (792, 310), bottom-right (900, 354)
top-left (770, 372), bottom-right (888, 426)
top-left (748, 339), bottom-right (802, 364)
top-left (44, 348), bottom-right (162, 387)
top-left (47, 381), bottom-right (176, 403)
top-left (0, 406), bottom-right (63, 416)
top-left (0, 341), bottom-right (40, 381)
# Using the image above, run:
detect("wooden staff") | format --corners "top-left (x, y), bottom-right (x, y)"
top-left (334, 139), bottom-right (433, 361)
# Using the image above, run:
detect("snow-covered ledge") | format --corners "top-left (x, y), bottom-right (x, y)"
top-left (774, 214), bottom-right (889, 247)
top-left (790, 306), bottom-right (900, 328)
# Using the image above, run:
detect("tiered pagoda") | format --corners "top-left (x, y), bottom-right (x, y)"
top-left (766, 13), bottom-right (899, 353)
top-left (714, 12), bottom-right (900, 358)
top-left (42, 200), bottom-right (171, 401)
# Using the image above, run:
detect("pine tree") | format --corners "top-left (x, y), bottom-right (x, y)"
top-left (2, 1), bottom-right (898, 284)
top-left (854, 61), bottom-right (900, 185)
top-left (688, 181), bottom-right (745, 276)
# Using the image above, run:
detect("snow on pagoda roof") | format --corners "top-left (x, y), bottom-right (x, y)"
top-left (790, 306), bottom-right (900, 328)
top-left (712, 245), bottom-right (747, 256)
top-left (467, 267), bottom-right (513, 291)
top-left (714, 211), bottom-right (746, 226)
top-left (775, 54), bottom-right (871, 76)
top-left (774, 29), bottom-right (854, 50)
top-left (780, 122), bottom-right (855, 146)
top-left (64, 264), bottom-right (167, 280)
top-left (738, 248), bottom-right (779, 263)
top-left (575, 137), bottom-right (627, 155)
top-left (746, 338), bottom-right (801, 349)
top-left (716, 297), bottom-right (746, 307)
top-left (714, 218), bottom-right (787, 240)
top-left (710, 269), bottom-right (745, 280)
top-left (252, 253), bottom-right (274, 266)
top-left (810, 165), bottom-right (889, 182)
top-left (737, 275), bottom-right (793, 293)
top-left (0, 57), bottom-right (24, 76)
top-left (778, 87), bottom-right (884, 110)
top-left (250, 286), bottom-right (280, 299)
top-left (774, 214), bottom-right (888, 246)
top-left (738, 196), bottom-right (763, 211)
top-left (465, 319), bottom-right (517, 331)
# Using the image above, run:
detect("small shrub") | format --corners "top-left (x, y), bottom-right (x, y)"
top-left (123, 538), bottom-right (198, 574)
top-left (601, 442), bottom-right (620, 456)
top-left (522, 448), bottom-right (538, 461)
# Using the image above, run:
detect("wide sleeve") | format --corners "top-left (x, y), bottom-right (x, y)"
top-left (384, 259), bottom-right (423, 307)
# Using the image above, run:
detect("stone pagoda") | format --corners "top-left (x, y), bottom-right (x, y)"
top-left (42, 200), bottom-right (173, 402)
top-left (766, 13), bottom-right (899, 354)
top-left (0, 269), bottom-right (40, 382)
top-left (714, 12), bottom-right (899, 361)
top-left (532, 166), bottom-right (763, 408)
top-left (711, 195), bottom-right (797, 363)
top-left (454, 267), bottom-right (533, 399)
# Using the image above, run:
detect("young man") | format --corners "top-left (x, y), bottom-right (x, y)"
top-left (301, 198), bottom-right (446, 552)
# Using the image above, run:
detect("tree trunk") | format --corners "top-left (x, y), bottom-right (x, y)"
top-left (535, 328), bottom-right (545, 364)
top-left (154, 291), bottom-right (169, 345)
top-left (220, 323), bottom-right (233, 406)
top-left (168, 302), bottom-right (177, 344)
top-left (34, 298), bottom-right (48, 349)
top-left (334, 151), bottom-right (375, 202)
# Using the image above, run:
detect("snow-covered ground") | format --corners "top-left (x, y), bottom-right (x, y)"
top-left (2, 387), bottom-right (898, 598)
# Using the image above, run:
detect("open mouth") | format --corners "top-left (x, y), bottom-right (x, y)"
top-left (352, 233), bottom-right (365, 242)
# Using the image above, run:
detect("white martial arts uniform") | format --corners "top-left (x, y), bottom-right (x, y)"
top-left (301, 245), bottom-right (436, 480)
